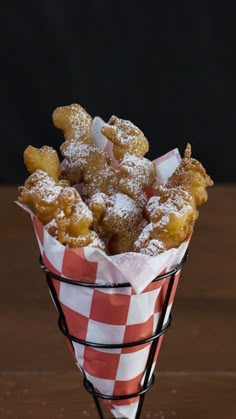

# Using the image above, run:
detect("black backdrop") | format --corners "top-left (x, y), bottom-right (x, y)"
top-left (1, 1), bottom-right (236, 184)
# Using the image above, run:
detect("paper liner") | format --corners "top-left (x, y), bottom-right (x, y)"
top-left (17, 117), bottom-right (190, 418)
top-left (29, 213), bottom-right (184, 419)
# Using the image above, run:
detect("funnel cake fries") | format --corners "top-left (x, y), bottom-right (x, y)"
top-left (18, 170), bottom-right (63, 225)
top-left (19, 145), bottom-right (71, 224)
top-left (53, 103), bottom-right (93, 143)
top-left (18, 103), bottom-right (213, 255)
top-left (101, 115), bottom-right (149, 160)
top-left (23, 144), bottom-right (71, 187)
top-left (24, 144), bottom-right (63, 182)
top-left (18, 170), bottom-right (104, 250)
top-left (167, 143), bottom-right (214, 207)
top-left (49, 188), bottom-right (105, 250)
top-left (89, 192), bottom-right (147, 255)
top-left (135, 192), bottom-right (199, 255)
top-left (134, 144), bottom-right (213, 255)
top-left (52, 104), bottom-right (119, 200)
top-left (101, 116), bottom-right (156, 207)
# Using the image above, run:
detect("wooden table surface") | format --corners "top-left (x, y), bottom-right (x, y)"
top-left (0, 185), bottom-right (235, 419)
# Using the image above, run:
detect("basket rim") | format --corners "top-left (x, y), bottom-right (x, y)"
top-left (39, 251), bottom-right (187, 288)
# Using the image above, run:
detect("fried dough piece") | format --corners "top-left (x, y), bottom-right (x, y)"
top-left (61, 141), bottom-right (119, 200)
top-left (101, 116), bottom-right (156, 207)
top-left (52, 104), bottom-right (119, 200)
top-left (50, 187), bottom-right (105, 250)
top-left (118, 154), bottom-right (157, 208)
top-left (166, 143), bottom-right (214, 206)
top-left (24, 145), bottom-right (61, 181)
top-left (19, 144), bottom-right (70, 224)
top-left (101, 115), bottom-right (149, 161)
top-left (134, 144), bottom-right (213, 256)
top-left (19, 172), bottom-right (104, 250)
top-left (89, 192), bottom-right (148, 254)
top-left (135, 193), bottom-right (199, 255)
top-left (18, 170), bottom-right (63, 224)
top-left (53, 103), bottom-right (93, 143)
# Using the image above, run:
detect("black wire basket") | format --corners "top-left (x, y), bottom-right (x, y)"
top-left (40, 252), bottom-right (187, 419)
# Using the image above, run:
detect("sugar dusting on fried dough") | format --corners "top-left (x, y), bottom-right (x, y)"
top-left (134, 143), bottom-right (214, 255)
top-left (101, 115), bottom-right (157, 209)
top-left (18, 104), bottom-right (213, 255)
top-left (53, 104), bottom-right (119, 200)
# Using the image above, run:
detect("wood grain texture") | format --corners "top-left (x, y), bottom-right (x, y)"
top-left (0, 373), bottom-right (235, 419)
top-left (1, 185), bottom-right (235, 418)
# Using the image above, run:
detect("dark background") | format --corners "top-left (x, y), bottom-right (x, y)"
top-left (1, 1), bottom-right (236, 184)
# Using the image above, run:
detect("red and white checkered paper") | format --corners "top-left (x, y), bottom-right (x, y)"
top-left (17, 117), bottom-right (190, 418)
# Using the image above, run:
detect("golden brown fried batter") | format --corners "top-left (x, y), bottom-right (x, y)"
top-left (118, 154), bottom-right (157, 207)
top-left (53, 104), bottom-right (119, 200)
top-left (18, 170), bottom-right (63, 224)
top-left (89, 192), bottom-right (147, 254)
top-left (61, 141), bottom-right (119, 200)
top-left (18, 102), bottom-right (214, 257)
top-left (166, 143), bottom-right (214, 207)
top-left (101, 115), bottom-right (149, 161)
top-left (52, 103), bottom-right (93, 144)
top-left (102, 116), bottom-right (156, 207)
top-left (135, 193), bottom-right (199, 255)
top-left (18, 171), bottom-right (104, 250)
top-left (51, 187), bottom-right (105, 250)
top-left (135, 144), bottom-right (213, 256)
top-left (24, 145), bottom-right (61, 181)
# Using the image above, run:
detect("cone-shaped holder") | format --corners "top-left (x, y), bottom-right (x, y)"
top-left (40, 252), bottom-right (187, 418)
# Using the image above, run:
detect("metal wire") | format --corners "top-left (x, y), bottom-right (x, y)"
top-left (40, 252), bottom-right (187, 418)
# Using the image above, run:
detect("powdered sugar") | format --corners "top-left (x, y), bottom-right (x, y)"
top-left (68, 105), bottom-right (91, 140)
top-left (26, 170), bottom-right (62, 204)
top-left (74, 200), bottom-right (93, 223)
top-left (112, 118), bottom-right (140, 145)
top-left (121, 154), bottom-right (154, 181)
top-left (62, 142), bottom-right (94, 167)
top-left (139, 239), bottom-right (166, 256)
top-left (105, 193), bottom-right (141, 221)
top-left (87, 231), bottom-right (105, 250)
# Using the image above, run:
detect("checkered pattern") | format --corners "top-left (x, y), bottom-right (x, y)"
top-left (30, 213), bottom-right (186, 418)
top-left (18, 147), bottom-right (190, 418)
